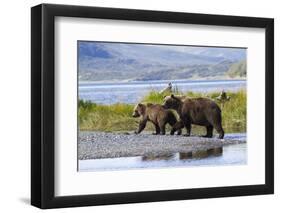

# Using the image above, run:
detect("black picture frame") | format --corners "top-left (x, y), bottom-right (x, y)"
top-left (31, 3), bottom-right (274, 209)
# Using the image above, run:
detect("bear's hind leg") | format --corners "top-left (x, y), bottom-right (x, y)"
top-left (170, 121), bottom-right (184, 135)
top-left (214, 124), bottom-right (224, 139)
top-left (159, 121), bottom-right (166, 135)
top-left (208, 109), bottom-right (224, 139)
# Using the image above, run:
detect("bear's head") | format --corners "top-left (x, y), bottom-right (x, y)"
top-left (163, 94), bottom-right (182, 110)
top-left (132, 103), bottom-right (146, 117)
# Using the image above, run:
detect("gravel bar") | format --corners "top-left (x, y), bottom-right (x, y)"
top-left (78, 131), bottom-right (246, 160)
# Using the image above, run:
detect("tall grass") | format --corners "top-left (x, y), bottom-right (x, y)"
top-left (78, 89), bottom-right (246, 133)
top-left (79, 101), bottom-right (136, 131)
top-left (220, 90), bottom-right (246, 132)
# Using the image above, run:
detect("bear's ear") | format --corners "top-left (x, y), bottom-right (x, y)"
top-left (171, 94), bottom-right (181, 101)
top-left (138, 103), bottom-right (146, 114)
top-left (163, 95), bottom-right (170, 101)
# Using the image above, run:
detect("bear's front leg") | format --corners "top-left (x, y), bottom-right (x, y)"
top-left (183, 121), bottom-right (191, 137)
top-left (135, 119), bottom-right (147, 134)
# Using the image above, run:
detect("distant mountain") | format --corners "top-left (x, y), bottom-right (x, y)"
top-left (227, 60), bottom-right (247, 78)
top-left (78, 42), bottom-right (246, 81)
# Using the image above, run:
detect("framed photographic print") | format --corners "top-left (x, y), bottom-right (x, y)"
top-left (31, 3), bottom-right (274, 209)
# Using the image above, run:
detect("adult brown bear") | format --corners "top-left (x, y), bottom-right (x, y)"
top-left (132, 103), bottom-right (181, 135)
top-left (163, 94), bottom-right (224, 139)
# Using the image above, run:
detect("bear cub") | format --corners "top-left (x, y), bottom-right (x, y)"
top-left (132, 103), bottom-right (181, 135)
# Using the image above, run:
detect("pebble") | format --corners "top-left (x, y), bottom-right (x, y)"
top-left (78, 131), bottom-right (246, 160)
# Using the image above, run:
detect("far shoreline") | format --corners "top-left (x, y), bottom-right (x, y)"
top-left (78, 78), bottom-right (247, 85)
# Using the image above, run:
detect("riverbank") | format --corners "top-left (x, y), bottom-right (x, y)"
top-left (78, 131), bottom-right (246, 160)
top-left (78, 89), bottom-right (246, 133)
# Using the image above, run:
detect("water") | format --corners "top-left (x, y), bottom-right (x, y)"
top-left (78, 133), bottom-right (247, 172)
top-left (79, 79), bottom-right (246, 104)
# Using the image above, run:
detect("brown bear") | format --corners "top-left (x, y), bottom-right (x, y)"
top-left (132, 103), bottom-right (182, 135)
top-left (163, 94), bottom-right (224, 139)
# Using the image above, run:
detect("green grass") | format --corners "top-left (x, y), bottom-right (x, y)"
top-left (79, 101), bottom-right (136, 131)
top-left (78, 89), bottom-right (246, 133)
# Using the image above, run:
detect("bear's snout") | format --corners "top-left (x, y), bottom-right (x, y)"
top-left (132, 111), bottom-right (140, 117)
top-left (162, 104), bottom-right (168, 109)
top-left (162, 102), bottom-right (170, 109)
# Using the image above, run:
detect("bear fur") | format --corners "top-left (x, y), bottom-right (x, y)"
top-left (132, 103), bottom-right (182, 135)
top-left (163, 94), bottom-right (224, 139)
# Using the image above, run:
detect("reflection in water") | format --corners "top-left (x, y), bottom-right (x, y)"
top-left (141, 147), bottom-right (223, 162)
top-left (78, 143), bottom-right (247, 172)
top-left (142, 153), bottom-right (175, 161)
